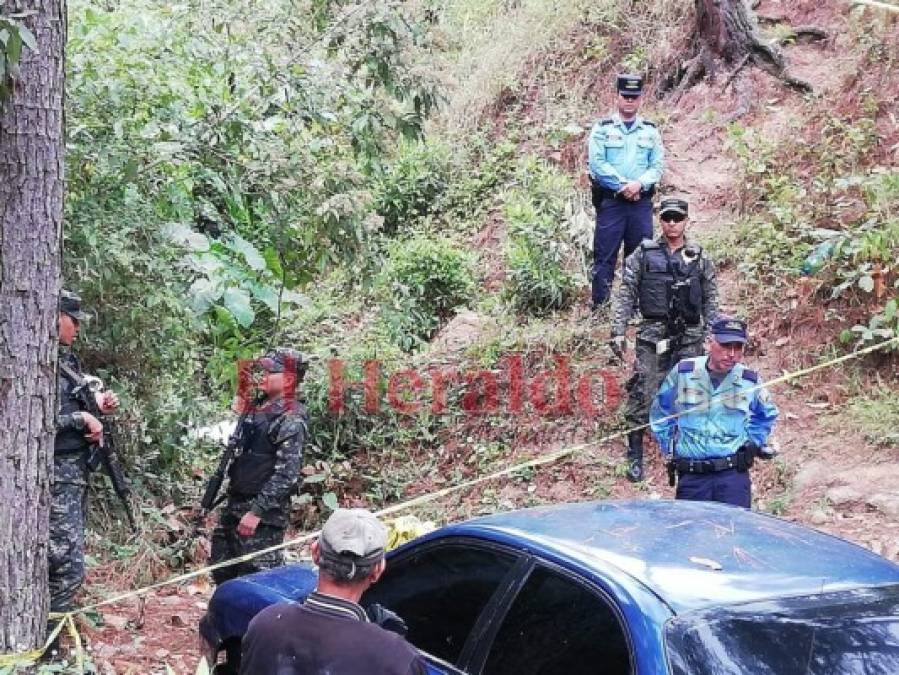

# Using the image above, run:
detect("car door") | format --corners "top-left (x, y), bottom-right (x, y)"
top-left (470, 558), bottom-right (636, 675)
top-left (361, 537), bottom-right (527, 672)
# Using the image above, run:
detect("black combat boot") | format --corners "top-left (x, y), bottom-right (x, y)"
top-left (626, 430), bottom-right (644, 482)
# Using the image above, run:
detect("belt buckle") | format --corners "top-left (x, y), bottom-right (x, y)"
top-left (688, 460), bottom-right (696, 473)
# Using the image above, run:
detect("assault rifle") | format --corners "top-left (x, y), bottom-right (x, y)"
top-left (200, 415), bottom-right (247, 514)
top-left (61, 364), bottom-right (137, 532)
top-left (660, 279), bottom-right (690, 358)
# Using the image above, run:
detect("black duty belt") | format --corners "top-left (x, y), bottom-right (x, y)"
top-left (675, 451), bottom-right (746, 475)
top-left (592, 183), bottom-right (655, 203)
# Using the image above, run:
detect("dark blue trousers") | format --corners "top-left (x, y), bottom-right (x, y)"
top-left (676, 469), bottom-right (752, 508)
top-left (592, 196), bottom-right (653, 306)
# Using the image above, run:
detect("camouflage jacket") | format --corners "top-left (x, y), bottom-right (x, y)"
top-left (228, 396), bottom-right (308, 517)
top-left (56, 350), bottom-right (90, 452)
top-left (611, 237), bottom-right (720, 344)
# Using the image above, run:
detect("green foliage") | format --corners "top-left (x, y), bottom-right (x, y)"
top-left (0, 9), bottom-right (37, 103)
top-left (62, 0), bottom-right (443, 494)
top-left (373, 139), bottom-right (452, 233)
top-left (502, 158), bottom-right (581, 314)
top-left (727, 110), bottom-right (899, 346)
top-left (377, 236), bottom-right (475, 350)
top-left (844, 384), bottom-right (899, 446)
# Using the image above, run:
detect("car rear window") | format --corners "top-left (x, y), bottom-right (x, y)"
top-left (666, 584), bottom-right (899, 675)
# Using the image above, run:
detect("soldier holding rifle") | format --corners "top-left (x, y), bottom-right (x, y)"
top-left (207, 348), bottom-right (309, 585)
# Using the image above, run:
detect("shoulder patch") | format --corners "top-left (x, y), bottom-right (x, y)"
top-left (741, 369), bottom-right (758, 383)
top-left (678, 360), bottom-right (695, 373)
top-left (641, 239), bottom-right (660, 250)
top-left (599, 117), bottom-right (614, 125)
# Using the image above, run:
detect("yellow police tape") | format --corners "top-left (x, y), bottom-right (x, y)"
top-left (2, 334), bottom-right (898, 669)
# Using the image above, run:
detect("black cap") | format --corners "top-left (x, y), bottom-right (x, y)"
top-left (710, 317), bottom-right (748, 344)
top-left (616, 73), bottom-right (643, 96)
top-left (659, 198), bottom-right (689, 217)
top-left (59, 289), bottom-right (88, 321)
top-left (258, 347), bottom-right (309, 376)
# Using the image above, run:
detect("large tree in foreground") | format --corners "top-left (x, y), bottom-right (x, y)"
top-left (0, 0), bottom-right (65, 654)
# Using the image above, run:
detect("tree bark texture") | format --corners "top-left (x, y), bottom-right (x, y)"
top-left (694, 0), bottom-right (812, 91)
top-left (0, 0), bottom-right (65, 654)
top-left (696, 0), bottom-right (761, 63)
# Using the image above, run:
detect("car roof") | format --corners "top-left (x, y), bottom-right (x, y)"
top-left (424, 499), bottom-right (899, 613)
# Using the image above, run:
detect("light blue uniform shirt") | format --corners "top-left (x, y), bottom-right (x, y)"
top-left (587, 114), bottom-right (665, 193)
top-left (650, 356), bottom-right (779, 460)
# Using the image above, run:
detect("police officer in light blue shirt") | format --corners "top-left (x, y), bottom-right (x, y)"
top-left (587, 73), bottom-right (665, 309)
top-left (649, 318), bottom-right (779, 508)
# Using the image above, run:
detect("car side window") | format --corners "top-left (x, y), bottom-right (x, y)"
top-left (483, 565), bottom-right (632, 675)
top-left (362, 543), bottom-right (517, 665)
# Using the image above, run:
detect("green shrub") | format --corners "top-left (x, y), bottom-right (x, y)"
top-left (377, 236), bottom-right (475, 350)
top-left (373, 140), bottom-right (453, 234)
top-left (501, 160), bottom-right (580, 314)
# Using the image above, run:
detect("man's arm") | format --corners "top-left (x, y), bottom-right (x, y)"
top-left (636, 127), bottom-right (665, 190)
top-left (611, 248), bottom-right (643, 337)
top-left (250, 413), bottom-right (306, 516)
top-left (746, 384), bottom-right (779, 448)
top-left (57, 410), bottom-right (85, 433)
top-left (588, 122), bottom-right (626, 192)
top-left (650, 367), bottom-right (679, 455)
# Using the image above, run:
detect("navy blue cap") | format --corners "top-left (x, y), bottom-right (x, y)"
top-left (711, 318), bottom-right (748, 344)
top-left (617, 73), bottom-right (643, 96)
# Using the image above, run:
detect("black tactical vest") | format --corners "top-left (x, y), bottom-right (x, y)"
top-left (227, 402), bottom-right (305, 498)
top-left (55, 352), bottom-right (90, 453)
top-left (228, 412), bottom-right (276, 497)
top-left (638, 241), bottom-right (703, 324)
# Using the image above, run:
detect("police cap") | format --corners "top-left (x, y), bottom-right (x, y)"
top-left (59, 289), bottom-right (88, 321)
top-left (710, 317), bottom-right (748, 344)
top-left (616, 73), bottom-right (643, 97)
top-left (659, 198), bottom-right (689, 217)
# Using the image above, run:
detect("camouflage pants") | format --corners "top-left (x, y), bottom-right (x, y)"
top-left (625, 339), bottom-right (704, 427)
top-left (210, 497), bottom-right (287, 585)
top-left (49, 455), bottom-right (89, 613)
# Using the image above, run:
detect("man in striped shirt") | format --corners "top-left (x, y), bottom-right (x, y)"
top-left (240, 509), bottom-right (427, 674)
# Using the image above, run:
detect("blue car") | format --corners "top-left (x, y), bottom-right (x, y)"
top-left (199, 500), bottom-right (899, 674)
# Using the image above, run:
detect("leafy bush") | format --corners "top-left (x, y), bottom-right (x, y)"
top-left (63, 0), bottom-right (442, 488)
top-left (373, 140), bottom-right (453, 233)
top-left (727, 109), bottom-right (898, 349)
top-left (502, 159), bottom-right (581, 314)
top-left (377, 236), bottom-right (475, 350)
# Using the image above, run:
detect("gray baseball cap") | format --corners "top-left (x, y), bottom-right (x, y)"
top-left (321, 508), bottom-right (387, 558)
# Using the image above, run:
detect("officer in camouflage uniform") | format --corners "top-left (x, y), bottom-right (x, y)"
top-left (210, 348), bottom-right (309, 585)
top-left (610, 198), bottom-right (719, 482)
top-left (52, 290), bottom-right (119, 615)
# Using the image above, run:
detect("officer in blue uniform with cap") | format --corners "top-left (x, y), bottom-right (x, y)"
top-left (588, 73), bottom-right (665, 309)
top-left (649, 318), bottom-right (779, 507)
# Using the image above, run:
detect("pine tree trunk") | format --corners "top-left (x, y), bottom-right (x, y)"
top-left (693, 0), bottom-right (812, 91)
top-left (0, 0), bottom-right (65, 655)
top-left (696, 0), bottom-right (762, 63)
